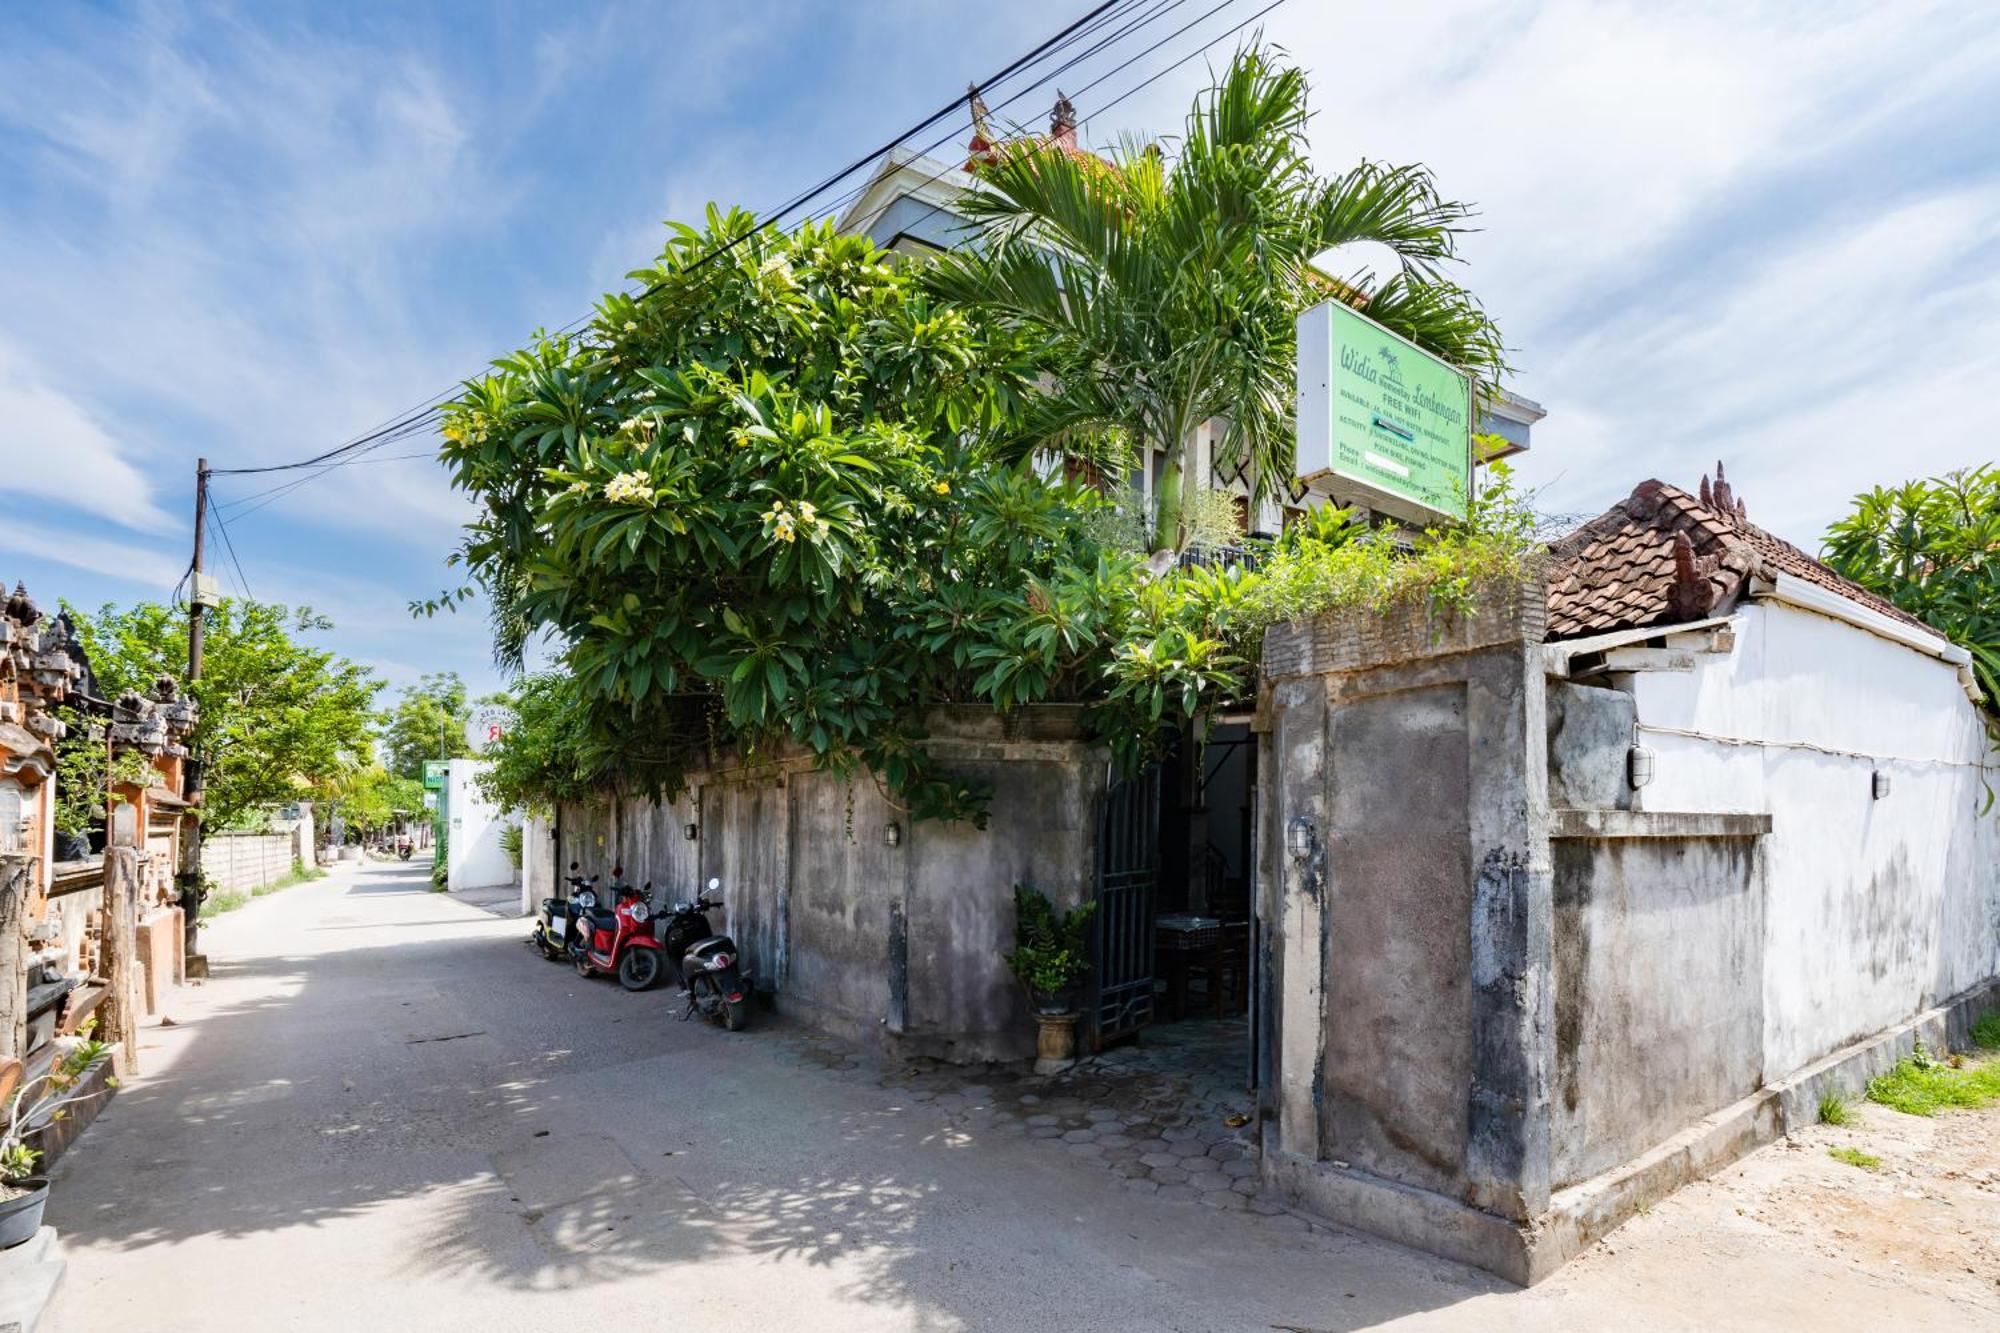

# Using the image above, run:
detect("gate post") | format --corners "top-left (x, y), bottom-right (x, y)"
top-left (1257, 575), bottom-right (1554, 1283)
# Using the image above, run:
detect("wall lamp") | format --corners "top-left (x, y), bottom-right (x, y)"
top-left (1628, 744), bottom-right (1656, 790)
top-left (683, 822), bottom-right (699, 840)
top-left (1285, 816), bottom-right (1314, 860)
top-left (1872, 770), bottom-right (1890, 801)
top-left (882, 822), bottom-right (902, 848)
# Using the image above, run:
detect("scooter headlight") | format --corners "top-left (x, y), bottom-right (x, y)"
top-left (628, 901), bottom-right (650, 924)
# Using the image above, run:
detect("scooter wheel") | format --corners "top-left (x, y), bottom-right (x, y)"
top-left (574, 951), bottom-right (593, 978)
top-left (723, 996), bottom-right (751, 1032)
top-left (617, 949), bottom-right (661, 992)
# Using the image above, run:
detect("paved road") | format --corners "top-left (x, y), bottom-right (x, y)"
top-left (42, 861), bottom-right (1983, 1331)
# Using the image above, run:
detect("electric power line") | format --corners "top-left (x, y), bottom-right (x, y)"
top-left (207, 505), bottom-right (254, 601)
top-left (203, 0), bottom-right (1289, 526)
top-left (205, 0), bottom-right (1134, 483)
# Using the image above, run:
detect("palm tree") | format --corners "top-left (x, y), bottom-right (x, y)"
top-left (926, 45), bottom-right (1507, 547)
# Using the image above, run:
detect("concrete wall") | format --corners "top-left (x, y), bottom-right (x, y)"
top-left (520, 810), bottom-right (558, 916)
top-left (1549, 831), bottom-right (1764, 1187)
top-left (1258, 580), bottom-right (1556, 1276)
top-left (200, 833), bottom-right (298, 893)
top-left (1256, 577), bottom-right (2000, 1285)
top-left (1609, 599), bottom-right (2000, 1078)
top-left (555, 708), bottom-right (1105, 1061)
top-left (446, 759), bottom-right (516, 891)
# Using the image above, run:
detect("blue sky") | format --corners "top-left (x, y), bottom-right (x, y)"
top-left (2, 0), bottom-right (1997, 699)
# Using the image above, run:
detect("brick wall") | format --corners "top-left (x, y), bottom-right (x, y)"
top-left (1259, 574), bottom-right (1545, 681)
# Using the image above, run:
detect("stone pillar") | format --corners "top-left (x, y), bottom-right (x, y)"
top-left (1257, 576), bottom-right (1554, 1284)
top-left (101, 846), bottom-right (143, 1074)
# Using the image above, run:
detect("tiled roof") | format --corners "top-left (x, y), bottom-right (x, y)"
top-left (1545, 468), bottom-right (1936, 641)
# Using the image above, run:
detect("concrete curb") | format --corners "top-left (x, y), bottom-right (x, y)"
top-left (0, 1226), bottom-right (65, 1333)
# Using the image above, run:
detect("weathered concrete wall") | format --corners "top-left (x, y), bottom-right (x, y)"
top-left (1550, 832), bottom-right (1764, 1188)
top-left (903, 721), bottom-right (1099, 1059)
top-left (786, 771), bottom-right (896, 1030)
top-left (1321, 681), bottom-right (1474, 1198)
top-left (1610, 599), bottom-right (2000, 1079)
top-left (556, 708), bottom-right (1105, 1061)
top-left (520, 811), bottom-right (558, 916)
top-left (1255, 575), bottom-right (2000, 1284)
top-left (1546, 682), bottom-right (1635, 811)
top-left (1259, 579), bottom-right (1556, 1277)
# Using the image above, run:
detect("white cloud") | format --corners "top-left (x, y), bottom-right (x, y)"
top-left (0, 517), bottom-right (175, 585)
top-left (0, 342), bottom-right (174, 532)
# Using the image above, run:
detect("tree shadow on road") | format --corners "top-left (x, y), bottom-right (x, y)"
top-left (45, 885), bottom-right (1497, 1332)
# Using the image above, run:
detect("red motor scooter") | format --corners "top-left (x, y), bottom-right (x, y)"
top-left (574, 869), bottom-right (664, 991)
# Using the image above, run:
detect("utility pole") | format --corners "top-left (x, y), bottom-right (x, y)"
top-left (180, 458), bottom-right (210, 970)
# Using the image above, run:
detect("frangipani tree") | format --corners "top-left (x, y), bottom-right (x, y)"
top-left (925, 45), bottom-right (1506, 547)
top-left (434, 213), bottom-right (1160, 819)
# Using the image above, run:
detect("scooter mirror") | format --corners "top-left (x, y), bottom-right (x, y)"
top-left (569, 861), bottom-right (579, 871)
top-left (706, 877), bottom-right (721, 892)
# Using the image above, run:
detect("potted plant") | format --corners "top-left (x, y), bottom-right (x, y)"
top-left (0, 1029), bottom-right (116, 1249)
top-left (1005, 886), bottom-right (1096, 1074)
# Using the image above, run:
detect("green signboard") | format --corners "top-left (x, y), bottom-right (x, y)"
top-left (1294, 299), bottom-right (1473, 522)
top-left (422, 760), bottom-right (449, 790)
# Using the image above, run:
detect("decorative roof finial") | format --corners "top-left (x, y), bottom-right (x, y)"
top-left (1699, 475), bottom-right (1713, 508)
top-left (6, 581), bottom-right (40, 626)
top-left (1050, 90), bottom-right (1077, 146)
top-left (968, 83), bottom-right (992, 142)
top-left (1712, 460), bottom-right (1734, 513)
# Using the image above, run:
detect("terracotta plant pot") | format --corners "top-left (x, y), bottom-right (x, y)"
top-left (0, 1177), bottom-right (50, 1250)
top-left (1034, 1012), bottom-right (1079, 1074)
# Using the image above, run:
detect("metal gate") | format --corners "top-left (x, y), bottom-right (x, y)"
top-left (1089, 765), bottom-right (1160, 1047)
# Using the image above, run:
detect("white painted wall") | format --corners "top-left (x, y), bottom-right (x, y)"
top-left (1626, 598), bottom-right (2000, 1077)
top-left (446, 759), bottom-right (517, 892)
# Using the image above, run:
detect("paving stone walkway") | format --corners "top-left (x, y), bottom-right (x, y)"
top-left (774, 1016), bottom-right (1311, 1226)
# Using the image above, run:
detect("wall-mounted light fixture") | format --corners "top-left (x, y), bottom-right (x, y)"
top-left (882, 822), bottom-right (902, 848)
top-left (1628, 744), bottom-right (1656, 789)
top-left (1285, 816), bottom-right (1314, 859)
top-left (1872, 770), bottom-right (1890, 801)
top-left (683, 822), bottom-right (699, 840)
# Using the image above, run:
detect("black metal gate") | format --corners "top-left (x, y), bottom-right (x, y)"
top-left (1089, 765), bottom-right (1160, 1047)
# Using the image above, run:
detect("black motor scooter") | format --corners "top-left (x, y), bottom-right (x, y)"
top-left (531, 861), bottom-right (599, 961)
top-left (660, 877), bottom-right (754, 1031)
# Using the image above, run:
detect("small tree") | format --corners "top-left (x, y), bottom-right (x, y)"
top-left (1823, 466), bottom-right (2000, 705)
top-left (66, 600), bottom-right (381, 831)
top-left (378, 672), bottom-right (475, 781)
